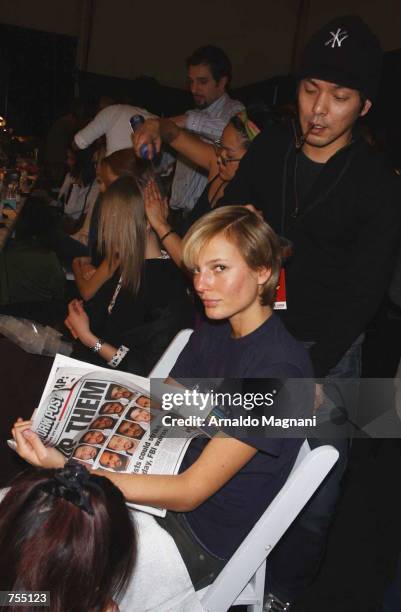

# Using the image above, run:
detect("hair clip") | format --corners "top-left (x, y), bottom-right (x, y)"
top-left (37, 462), bottom-right (97, 515)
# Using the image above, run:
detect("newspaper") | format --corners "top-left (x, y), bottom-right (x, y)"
top-left (13, 354), bottom-right (197, 517)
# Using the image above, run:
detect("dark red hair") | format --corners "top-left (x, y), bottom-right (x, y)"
top-left (0, 467), bottom-right (136, 612)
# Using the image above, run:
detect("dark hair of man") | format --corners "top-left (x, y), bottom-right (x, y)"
top-left (186, 45), bottom-right (232, 84)
top-left (77, 144), bottom-right (97, 187)
top-left (0, 468), bottom-right (136, 612)
top-left (67, 144), bottom-right (97, 186)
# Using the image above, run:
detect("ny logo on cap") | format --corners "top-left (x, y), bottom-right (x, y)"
top-left (325, 27), bottom-right (349, 49)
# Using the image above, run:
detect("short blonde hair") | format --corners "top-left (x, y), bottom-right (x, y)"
top-left (182, 205), bottom-right (281, 306)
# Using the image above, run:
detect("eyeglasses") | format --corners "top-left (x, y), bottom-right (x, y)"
top-left (214, 141), bottom-right (242, 165)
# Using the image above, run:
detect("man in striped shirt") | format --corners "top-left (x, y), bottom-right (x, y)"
top-left (169, 45), bottom-right (244, 215)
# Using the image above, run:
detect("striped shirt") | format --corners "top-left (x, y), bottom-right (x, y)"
top-left (170, 93), bottom-right (244, 211)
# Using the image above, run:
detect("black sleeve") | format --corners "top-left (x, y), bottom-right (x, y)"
top-left (310, 172), bottom-right (401, 377)
top-left (220, 126), bottom-right (287, 216)
top-left (219, 134), bottom-right (261, 206)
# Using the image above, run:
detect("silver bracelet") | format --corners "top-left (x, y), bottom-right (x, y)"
top-left (90, 338), bottom-right (104, 353)
top-left (108, 345), bottom-right (130, 368)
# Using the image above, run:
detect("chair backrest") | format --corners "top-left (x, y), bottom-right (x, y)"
top-left (289, 437), bottom-right (311, 472)
top-left (148, 328), bottom-right (193, 379)
top-left (198, 441), bottom-right (339, 612)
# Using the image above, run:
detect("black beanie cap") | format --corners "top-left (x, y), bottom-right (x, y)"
top-left (298, 15), bottom-right (382, 102)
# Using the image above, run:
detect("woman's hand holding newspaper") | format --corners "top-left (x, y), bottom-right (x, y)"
top-left (12, 418), bottom-right (66, 469)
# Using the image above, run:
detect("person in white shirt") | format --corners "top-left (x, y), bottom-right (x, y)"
top-left (169, 45), bottom-right (244, 213)
top-left (74, 104), bottom-right (154, 156)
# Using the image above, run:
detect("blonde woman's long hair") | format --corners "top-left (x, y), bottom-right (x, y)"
top-left (98, 175), bottom-right (146, 294)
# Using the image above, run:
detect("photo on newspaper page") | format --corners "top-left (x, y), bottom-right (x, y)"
top-left (12, 354), bottom-right (197, 517)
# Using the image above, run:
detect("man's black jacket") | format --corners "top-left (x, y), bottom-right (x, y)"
top-left (222, 123), bottom-right (401, 377)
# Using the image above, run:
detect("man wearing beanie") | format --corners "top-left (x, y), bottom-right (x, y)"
top-left (222, 15), bottom-right (401, 610)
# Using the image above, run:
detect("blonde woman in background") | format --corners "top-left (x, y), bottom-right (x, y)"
top-left (65, 175), bottom-right (192, 375)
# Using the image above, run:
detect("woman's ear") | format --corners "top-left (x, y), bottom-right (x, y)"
top-left (257, 266), bottom-right (271, 286)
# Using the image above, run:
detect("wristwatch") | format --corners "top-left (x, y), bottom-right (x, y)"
top-left (90, 338), bottom-right (104, 353)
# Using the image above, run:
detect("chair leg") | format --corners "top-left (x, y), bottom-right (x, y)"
top-left (246, 562), bottom-right (266, 612)
top-left (247, 603), bottom-right (263, 612)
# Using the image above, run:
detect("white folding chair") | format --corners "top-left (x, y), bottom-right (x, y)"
top-left (197, 441), bottom-right (339, 612)
top-left (148, 328), bottom-right (193, 378)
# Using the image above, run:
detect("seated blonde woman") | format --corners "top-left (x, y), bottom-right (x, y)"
top-left (13, 207), bottom-right (313, 609)
top-left (72, 148), bottom-right (148, 301)
top-left (66, 175), bottom-right (193, 375)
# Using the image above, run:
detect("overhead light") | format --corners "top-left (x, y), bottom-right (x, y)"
top-left (0, 116), bottom-right (6, 128)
